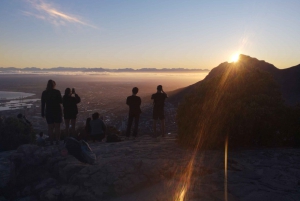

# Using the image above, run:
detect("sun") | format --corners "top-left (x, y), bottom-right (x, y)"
top-left (230, 53), bottom-right (240, 62)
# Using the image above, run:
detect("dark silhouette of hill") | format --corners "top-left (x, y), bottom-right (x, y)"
top-left (173, 54), bottom-right (300, 148)
top-left (169, 55), bottom-right (300, 106)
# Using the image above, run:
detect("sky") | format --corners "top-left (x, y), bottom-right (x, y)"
top-left (0, 0), bottom-right (300, 69)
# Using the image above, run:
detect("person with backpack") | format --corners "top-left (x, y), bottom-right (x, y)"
top-left (151, 85), bottom-right (168, 138)
top-left (90, 112), bottom-right (106, 142)
top-left (41, 80), bottom-right (63, 145)
top-left (63, 88), bottom-right (81, 138)
top-left (125, 87), bottom-right (142, 140)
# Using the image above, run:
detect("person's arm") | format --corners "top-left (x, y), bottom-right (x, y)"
top-left (58, 91), bottom-right (63, 115)
top-left (126, 97), bottom-right (129, 105)
top-left (75, 94), bottom-right (81, 104)
top-left (62, 96), bottom-right (66, 108)
top-left (161, 90), bottom-right (168, 98)
top-left (41, 91), bottom-right (45, 117)
top-left (162, 90), bottom-right (168, 98)
top-left (102, 121), bottom-right (106, 131)
top-left (138, 97), bottom-right (141, 106)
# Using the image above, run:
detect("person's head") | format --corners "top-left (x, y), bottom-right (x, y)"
top-left (132, 87), bottom-right (139, 95)
top-left (92, 112), bottom-right (99, 120)
top-left (46, 80), bottom-right (56, 90)
top-left (17, 113), bottom-right (23, 119)
top-left (157, 85), bottom-right (163, 92)
top-left (64, 88), bottom-right (71, 96)
top-left (39, 132), bottom-right (43, 137)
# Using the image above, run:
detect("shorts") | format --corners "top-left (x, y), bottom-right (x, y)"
top-left (64, 113), bottom-right (77, 120)
top-left (46, 112), bottom-right (62, 124)
top-left (153, 108), bottom-right (165, 120)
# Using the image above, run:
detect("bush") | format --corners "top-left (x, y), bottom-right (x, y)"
top-left (0, 117), bottom-right (36, 151)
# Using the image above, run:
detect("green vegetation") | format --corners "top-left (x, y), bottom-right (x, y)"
top-left (177, 62), bottom-right (300, 149)
top-left (0, 117), bottom-right (36, 151)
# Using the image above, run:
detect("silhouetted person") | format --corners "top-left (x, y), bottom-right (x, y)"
top-left (151, 85), bottom-right (168, 137)
top-left (81, 117), bottom-right (91, 141)
top-left (63, 88), bottom-right (81, 138)
top-left (41, 80), bottom-right (63, 145)
top-left (90, 112), bottom-right (106, 142)
top-left (37, 132), bottom-right (46, 147)
top-left (125, 87), bottom-right (142, 139)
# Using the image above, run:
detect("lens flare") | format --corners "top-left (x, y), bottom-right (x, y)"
top-left (174, 63), bottom-right (236, 201)
top-left (230, 53), bottom-right (240, 62)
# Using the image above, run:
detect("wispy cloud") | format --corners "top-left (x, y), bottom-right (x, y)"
top-left (23, 0), bottom-right (98, 29)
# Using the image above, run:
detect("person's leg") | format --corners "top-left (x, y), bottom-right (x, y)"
top-left (126, 115), bottom-right (134, 138)
top-left (65, 119), bottom-right (70, 137)
top-left (159, 110), bottom-right (165, 137)
top-left (48, 124), bottom-right (54, 145)
top-left (54, 123), bottom-right (61, 144)
top-left (161, 119), bottom-right (165, 137)
top-left (133, 115), bottom-right (140, 137)
top-left (71, 118), bottom-right (76, 137)
top-left (153, 120), bottom-right (157, 138)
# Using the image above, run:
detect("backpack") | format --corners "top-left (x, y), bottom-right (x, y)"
top-left (65, 137), bottom-right (96, 164)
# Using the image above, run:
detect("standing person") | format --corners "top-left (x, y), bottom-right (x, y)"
top-left (41, 80), bottom-right (63, 145)
top-left (90, 112), bottom-right (106, 142)
top-left (63, 88), bottom-right (81, 138)
top-left (151, 85), bottom-right (168, 138)
top-left (125, 87), bottom-right (142, 140)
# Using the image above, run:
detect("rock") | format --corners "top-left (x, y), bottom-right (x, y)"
top-left (34, 178), bottom-right (57, 192)
top-left (16, 145), bottom-right (39, 156)
top-left (73, 189), bottom-right (98, 201)
top-left (15, 196), bottom-right (38, 201)
top-left (60, 185), bottom-right (79, 199)
top-left (0, 196), bottom-right (8, 201)
top-left (39, 188), bottom-right (62, 201)
top-left (21, 185), bottom-right (31, 197)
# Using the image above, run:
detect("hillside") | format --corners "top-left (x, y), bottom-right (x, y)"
top-left (174, 55), bottom-right (300, 148)
top-left (169, 55), bottom-right (300, 106)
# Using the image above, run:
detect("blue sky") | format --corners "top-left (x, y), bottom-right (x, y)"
top-left (1, 0), bottom-right (300, 69)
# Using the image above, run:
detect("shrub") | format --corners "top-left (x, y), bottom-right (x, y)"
top-left (0, 117), bottom-right (36, 151)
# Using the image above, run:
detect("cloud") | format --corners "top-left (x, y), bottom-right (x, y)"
top-left (23, 0), bottom-right (98, 29)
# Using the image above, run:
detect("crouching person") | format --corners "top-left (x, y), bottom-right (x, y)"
top-left (90, 112), bottom-right (106, 142)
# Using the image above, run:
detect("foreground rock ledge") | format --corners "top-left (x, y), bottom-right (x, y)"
top-left (2, 135), bottom-right (300, 201)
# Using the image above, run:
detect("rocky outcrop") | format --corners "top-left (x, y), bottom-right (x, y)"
top-left (3, 136), bottom-right (195, 200)
top-left (2, 135), bottom-right (300, 201)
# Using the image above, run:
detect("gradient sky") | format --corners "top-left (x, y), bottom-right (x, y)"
top-left (1, 0), bottom-right (299, 69)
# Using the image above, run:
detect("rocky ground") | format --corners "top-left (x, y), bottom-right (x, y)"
top-left (1, 134), bottom-right (300, 201)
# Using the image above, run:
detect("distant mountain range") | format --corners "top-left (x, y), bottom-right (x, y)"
top-left (169, 55), bottom-right (300, 106)
top-left (0, 67), bottom-right (209, 73)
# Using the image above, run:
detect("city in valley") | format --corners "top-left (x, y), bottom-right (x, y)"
top-left (0, 72), bottom-right (208, 137)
